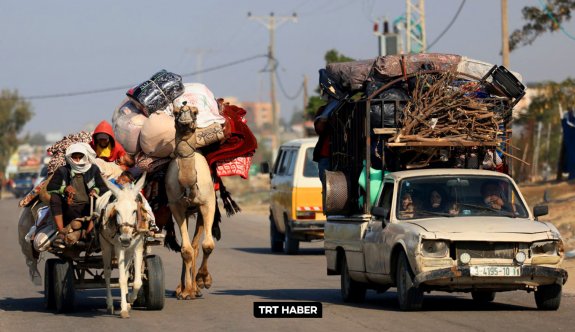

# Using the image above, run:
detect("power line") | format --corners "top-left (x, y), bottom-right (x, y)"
top-left (24, 54), bottom-right (268, 100)
top-left (275, 67), bottom-right (304, 100)
top-left (427, 0), bottom-right (466, 50)
top-left (539, 0), bottom-right (575, 41)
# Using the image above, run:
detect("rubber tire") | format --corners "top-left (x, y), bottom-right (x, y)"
top-left (471, 291), bottom-right (496, 303)
top-left (44, 259), bottom-right (57, 310)
top-left (396, 251), bottom-right (424, 311)
top-left (284, 225), bottom-right (300, 255)
top-left (535, 284), bottom-right (562, 310)
top-left (340, 253), bottom-right (367, 303)
top-left (143, 255), bottom-right (165, 310)
top-left (269, 214), bottom-right (284, 253)
top-left (53, 259), bottom-right (75, 313)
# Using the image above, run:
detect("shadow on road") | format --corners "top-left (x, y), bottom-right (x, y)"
top-left (231, 247), bottom-right (325, 256)
top-left (213, 287), bottom-right (535, 312)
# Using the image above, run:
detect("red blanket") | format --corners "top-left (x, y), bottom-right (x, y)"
top-left (203, 103), bottom-right (258, 174)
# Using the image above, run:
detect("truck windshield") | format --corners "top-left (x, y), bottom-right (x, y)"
top-left (396, 175), bottom-right (529, 220)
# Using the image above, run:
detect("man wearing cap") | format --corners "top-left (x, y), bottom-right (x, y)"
top-left (90, 120), bottom-right (127, 163)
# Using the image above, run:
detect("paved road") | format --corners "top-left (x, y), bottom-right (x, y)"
top-left (1, 197), bottom-right (574, 331)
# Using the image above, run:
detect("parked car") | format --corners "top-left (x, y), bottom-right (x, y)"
top-left (265, 137), bottom-right (326, 254)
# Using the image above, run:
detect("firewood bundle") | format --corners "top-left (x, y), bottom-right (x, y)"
top-left (391, 71), bottom-right (504, 145)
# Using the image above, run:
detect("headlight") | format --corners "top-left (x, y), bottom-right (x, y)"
top-left (421, 240), bottom-right (449, 258)
top-left (530, 241), bottom-right (558, 256)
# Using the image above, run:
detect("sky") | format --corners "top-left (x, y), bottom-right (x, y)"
top-left (2, 0), bottom-right (575, 137)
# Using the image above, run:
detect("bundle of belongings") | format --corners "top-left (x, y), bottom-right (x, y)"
top-left (321, 53), bottom-right (525, 172)
top-left (17, 70), bottom-right (257, 281)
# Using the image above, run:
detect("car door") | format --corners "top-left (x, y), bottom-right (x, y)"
top-left (363, 181), bottom-right (395, 274)
top-left (270, 148), bottom-right (295, 233)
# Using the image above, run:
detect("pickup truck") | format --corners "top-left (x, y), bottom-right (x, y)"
top-left (320, 53), bottom-right (567, 310)
top-left (324, 168), bottom-right (568, 310)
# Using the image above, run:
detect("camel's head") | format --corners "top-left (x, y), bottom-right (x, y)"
top-left (104, 173), bottom-right (147, 247)
top-left (173, 101), bottom-right (199, 132)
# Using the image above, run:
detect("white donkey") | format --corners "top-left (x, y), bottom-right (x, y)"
top-left (97, 174), bottom-right (147, 318)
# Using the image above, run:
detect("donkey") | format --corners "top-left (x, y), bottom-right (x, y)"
top-left (165, 100), bottom-right (217, 300)
top-left (97, 174), bottom-right (147, 318)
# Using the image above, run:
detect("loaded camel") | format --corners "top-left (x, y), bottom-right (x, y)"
top-left (165, 100), bottom-right (216, 300)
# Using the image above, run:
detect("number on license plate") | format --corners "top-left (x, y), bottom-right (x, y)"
top-left (470, 266), bottom-right (521, 277)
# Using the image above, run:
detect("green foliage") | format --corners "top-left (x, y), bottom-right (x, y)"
top-left (0, 90), bottom-right (33, 172)
top-left (510, 0), bottom-right (575, 51)
top-left (304, 49), bottom-right (355, 119)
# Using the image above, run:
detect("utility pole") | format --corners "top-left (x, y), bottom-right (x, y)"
top-left (406, 0), bottom-right (426, 53)
top-left (501, 0), bottom-right (510, 67)
top-left (185, 48), bottom-right (215, 82)
top-left (303, 74), bottom-right (308, 114)
top-left (248, 12), bottom-right (297, 155)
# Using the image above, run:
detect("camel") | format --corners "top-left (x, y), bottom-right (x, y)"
top-left (165, 101), bottom-right (216, 300)
top-left (97, 174), bottom-right (147, 318)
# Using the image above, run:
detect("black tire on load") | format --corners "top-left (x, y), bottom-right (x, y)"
top-left (396, 251), bottom-right (424, 311)
top-left (53, 259), bottom-right (75, 313)
top-left (143, 255), bottom-right (165, 310)
top-left (284, 225), bottom-right (300, 255)
top-left (269, 214), bottom-right (283, 253)
top-left (535, 284), bottom-right (562, 310)
top-left (44, 258), bottom-right (57, 310)
top-left (340, 253), bottom-right (367, 303)
top-left (471, 291), bottom-right (496, 303)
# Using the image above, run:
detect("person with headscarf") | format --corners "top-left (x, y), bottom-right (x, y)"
top-left (90, 120), bottom-right (127, 162)
top-left (46, 143), bottom-right (108, 247)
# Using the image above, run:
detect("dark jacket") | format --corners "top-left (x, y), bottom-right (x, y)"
top-left (46, 164), bottom-right (108, 197)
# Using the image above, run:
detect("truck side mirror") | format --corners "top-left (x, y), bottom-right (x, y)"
top-left (260, 162), bottom-right (270, 174)
top-left (533, 205), bottom-right (548, 218)
top-left (372, 206), bottom-right (390, 221)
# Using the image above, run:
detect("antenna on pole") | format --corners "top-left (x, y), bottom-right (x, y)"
top-left (405, 0), bottom-right (426, 53)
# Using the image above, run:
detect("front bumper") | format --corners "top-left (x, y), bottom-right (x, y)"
top-left (414, 265), bottom-right (568, 290)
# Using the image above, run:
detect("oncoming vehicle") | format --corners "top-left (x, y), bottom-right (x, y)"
top-left (10, 170), bottom-right (41, 198)
top-left (267, 137), bottom-right (326, 254)
top-left (325, 169), bottom-right (568, 310)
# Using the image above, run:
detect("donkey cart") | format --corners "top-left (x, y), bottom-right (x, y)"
top-left (42, 214), bottom-right (166, 314)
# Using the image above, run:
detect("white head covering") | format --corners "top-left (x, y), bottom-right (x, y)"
top-left (65, 143), bottom-right (97, 173)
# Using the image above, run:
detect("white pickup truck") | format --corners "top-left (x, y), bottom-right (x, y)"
top-left (324, 168), bottom-right (568, 310)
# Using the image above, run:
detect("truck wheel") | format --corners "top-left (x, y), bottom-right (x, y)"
top-left (535, 284), bottom-right (562, 310)
top-left (269, 214), bottom-right (284, 253)
top-left (471, 291), bottom-right (496, 303)
top-left (396, 251), bottom-right (423, 311)
top-left (340, 254), bottom-right (366, 303)
top-left (53, 259), bottom-right (75, 313)
top-left (44, 259), bottom-right (57, 309)
top-left (284, 223), bottom-right (299, 255)
top-left (144, 255), bottom-right (165, 310)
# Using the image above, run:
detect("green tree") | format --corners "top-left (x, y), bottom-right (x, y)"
top-left (27, 132), bottom-right (48, 146)
top-left (514, 78), bottom-right (575, 181)
top-left (304, 49), bottom-right (355, 120)
top-left (0, 90), bottom-right (34, 172)
top-left (510, 0), bottom-right (575, 51)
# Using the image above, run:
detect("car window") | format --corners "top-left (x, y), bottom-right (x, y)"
top-left (396, 175), bottom-right (529, 220)
top-left (287, 150), bottom-right (296, 176)
top-left (377, 182), bottom-right (394, 220)
top-left (278, 149), bottom-right (293, 175)
top-left (273, 150), bottom-right (285, 175)
top-left (303, 148), bottom-right (319, 178)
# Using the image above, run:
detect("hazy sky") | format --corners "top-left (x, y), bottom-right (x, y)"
top-left (2, 0), bottom-right (574, 136)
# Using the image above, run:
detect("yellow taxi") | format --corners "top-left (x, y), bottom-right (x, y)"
top-left (268, 137), bottom-right (326, 254)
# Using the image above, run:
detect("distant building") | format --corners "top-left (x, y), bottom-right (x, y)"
top-left (239, 101), bottom-right (274, 133)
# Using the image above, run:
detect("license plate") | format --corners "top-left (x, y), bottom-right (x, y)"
top-left (470, 266), bottom-right (521, 277)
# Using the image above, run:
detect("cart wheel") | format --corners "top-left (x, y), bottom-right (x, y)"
top-left (141, 255), bottom-right (164, 310)
top-left (53, 259), bottom-right (75, 313)
top-left (44, 259), bottom-right (57, 310)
